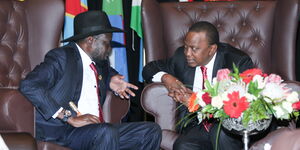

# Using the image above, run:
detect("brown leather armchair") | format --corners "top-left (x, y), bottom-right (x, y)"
top-left (141, 0), bottom-right (300, 149)
top-left (0, 0), bottom-right (129, 150)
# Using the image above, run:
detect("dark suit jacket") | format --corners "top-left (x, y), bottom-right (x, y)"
top-left (142, 42), bottom-right (254, 131)
top-left (143, 43), bottom-right (253, 85)
top-left (19, 42), bottom-right (118, 144)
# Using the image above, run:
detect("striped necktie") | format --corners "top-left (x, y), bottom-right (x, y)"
top-left (89, 63), bottom-right (104, 123)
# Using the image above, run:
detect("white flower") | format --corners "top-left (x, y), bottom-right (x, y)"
top-left (217, 79), bottom-right (233, 93)
top-left (263, 97), bottom-right (273, 103)
top-left (211, 95), bottom-right (224, 109)
top-left (273, 102), bottom-right (291, 119)
top-left (226, 82), bottom-right (246, 97)
top-left (261, 83), bottom-right (285, 100)
top-left (273, 105), bottom-right (286, 119)
top-left (286, 91), bottom-right (299, 103)
top-left (253, 75), bottom-right (265, 89)
top-left (282, 101), bottom-right (293, 114)
top-left (197, 112), bottom-right (203, 124)
top-left (196, 91), bottom-right (206, 107)
top-left (245, 93), bottom-right (257, 102)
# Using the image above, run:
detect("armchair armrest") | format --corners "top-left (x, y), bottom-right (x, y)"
top-left (284, 80), bottom-right (300, 92)
top-left (141, 83), bottom-right (177, 131)
top-left (141, 83), bottom-right (179, 149)
top-left (0, 89), bottom-right (34, 136)
top-left (162, 129), bottom-right (179, 150)
top-left (103, 91), bottom-right (130, 123)
top-left (1, 132), bottom-right (37, 150)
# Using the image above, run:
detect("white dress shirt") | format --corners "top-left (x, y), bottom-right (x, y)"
top-left (76, 44), bottom-right (99, 117)
top-left (0, 135), bottom-right (9, 150)
top-left (152, 53), bottom-right (217, 92)
top-left (52, 44), bottom-right (99, 118)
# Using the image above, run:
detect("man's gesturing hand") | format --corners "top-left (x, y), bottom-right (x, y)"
top-left (110, 75), bottom-right (138, 99)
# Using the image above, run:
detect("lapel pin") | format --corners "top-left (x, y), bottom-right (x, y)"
top-left (98, 75), bottom-right (102, 80)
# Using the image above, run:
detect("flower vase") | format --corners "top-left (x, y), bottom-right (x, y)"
top-left (221, 115), bottom-right (272, 150)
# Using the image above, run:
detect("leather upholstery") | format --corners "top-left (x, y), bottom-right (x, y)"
top-left (2, 133), bottom-right (37, 150)
top-left (103, 91), bottom-right (130, 123)
top-left (0, 0), bottom-right (130, 149)
top-left (141, 0), bottom-right (300, 149)
top-left (142, 0), bottom-right (298, 81)
top-left (0, 90), bottom-right (34, 135)
top-left (141, 83), bottom-right (178, 150)
top-left (142, 83), bottom-right (179, 150)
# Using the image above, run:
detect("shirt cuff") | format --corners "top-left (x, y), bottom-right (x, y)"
top-left (52, 107), bottom-right (63, 119)
top-left (152, 71), bottom-right (167, 82)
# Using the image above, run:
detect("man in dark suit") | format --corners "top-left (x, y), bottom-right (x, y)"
top-left (20, 11), bottom-right (161, 150)
top-left (143, 21), bottom-right (253, 150)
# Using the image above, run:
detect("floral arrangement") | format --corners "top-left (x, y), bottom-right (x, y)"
top-left (187, 64), bottom-right (300, 127)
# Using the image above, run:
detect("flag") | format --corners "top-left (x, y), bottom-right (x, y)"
top-left (130, 0), bottom-right (143, 38)
top-left (102, 0), bottom-right (129, 82)
top-left (130, 0), bottom-right (144, 82)
top-left (64, 0), bottom-right (88, 41)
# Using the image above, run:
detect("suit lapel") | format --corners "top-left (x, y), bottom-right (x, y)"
top-left (212, 48), bottom-right (225, 78)
top-left (67, 42), bottom-right (83, 105)
top-left (95, 60), bottom-right (109, 106)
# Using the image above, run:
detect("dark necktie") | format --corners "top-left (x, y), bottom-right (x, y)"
top-left (89, 63), bottom-right (104, 123)
top-left (200, 66), bottom-right (212, 132)
top-left (200, 66), bottom-right (208, 89)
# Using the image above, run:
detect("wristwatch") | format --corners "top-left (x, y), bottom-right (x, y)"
top-left (62, 109), bottom-right (72, 123)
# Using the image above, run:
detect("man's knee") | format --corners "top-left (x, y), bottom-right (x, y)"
top-left (173, 136), bottom-right (213, 150)
top-left (173, 138), bottom-right (188, 150)
top-left (94, 123), bottom-right (118, 140)
top-left (147, 123), bottom-right (162, 136)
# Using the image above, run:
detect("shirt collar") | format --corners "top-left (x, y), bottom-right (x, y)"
top-left (205, 52), bottom-right (217, 69)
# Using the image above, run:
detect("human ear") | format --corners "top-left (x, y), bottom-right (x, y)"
top-left (86, 36), bottom-right (93, 44)
top-left (209, 44), bottom-right (217, 55)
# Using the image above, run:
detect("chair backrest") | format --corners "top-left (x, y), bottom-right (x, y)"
top-left (0, 0), bottom-right (64, 136)
top-left (0, 0), bottom-right (130, 136)
top-left (142, 0), bottom-right (299, 81)
top-left (141, 1), bottom-right (299, 149)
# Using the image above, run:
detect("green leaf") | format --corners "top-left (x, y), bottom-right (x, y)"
top-left (214, 109), bottom-right (228, 118)
top-left (242, 109), bottom-right (251, 127)
top-left (233, 63), bottom-right (239, 75)
top-left (248, 81), bottom-right (263, 97)
top-left (293, 111), bottom-right (300, 118)
top-left (229, 63), bottom-right (241, 82)
top-left (176, 111), bottom-right (197, 127)
top-left (242, 99), bottom-right (271, 127)
top-left (175, 103), bottom-right (184, 111)
top-left (183, 115), bottom-right (197, 128)
top-left (202, 105), bottom-right (213, 113)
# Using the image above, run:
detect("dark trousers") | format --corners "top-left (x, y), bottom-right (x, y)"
top-left (173, 122), bottom-right (243, 150)
top-left (63, 122), bottom-right (162, 150)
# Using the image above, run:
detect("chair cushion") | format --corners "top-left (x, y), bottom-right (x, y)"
top-left (2, 132), bottom-right (37, 150)
top-left (38, 141), bottom-right (71, 150)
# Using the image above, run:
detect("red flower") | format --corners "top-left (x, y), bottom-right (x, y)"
top-left (240, 68), bottom-right (263, 84)
top-left (202, 92), bottom-right (212, 105)
top-left (188, 93), bottom-right (199, 112)
top-left (292, 101), bottom-right (300, 110)
top-left (223, 91), bottom-right (249, 118)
